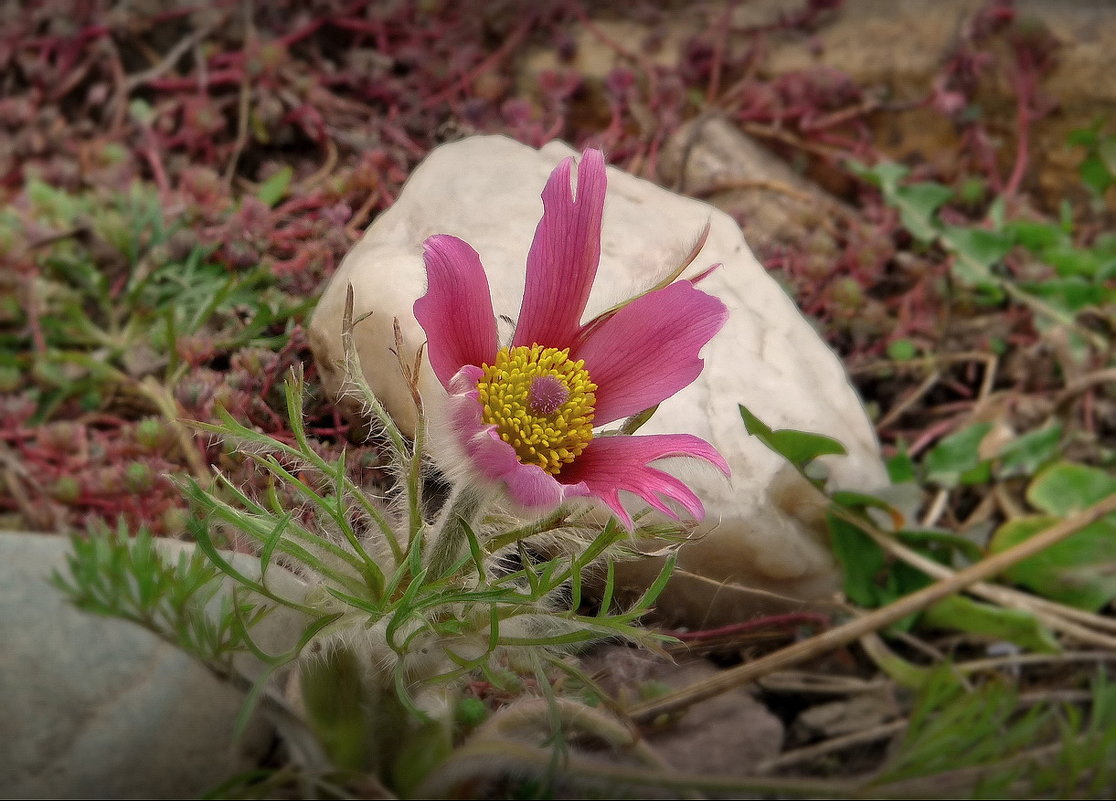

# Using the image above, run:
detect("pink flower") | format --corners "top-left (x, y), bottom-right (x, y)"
top-left (414, 149), bottom-right (729, 529)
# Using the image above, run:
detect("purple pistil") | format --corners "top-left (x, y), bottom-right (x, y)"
top-left (527, 375), bottom-right (569, 415)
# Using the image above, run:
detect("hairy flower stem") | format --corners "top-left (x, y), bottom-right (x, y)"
top-left (484, 507), bottom-right (569, 553)
top-left (423, 485), bottom-right (487, 580)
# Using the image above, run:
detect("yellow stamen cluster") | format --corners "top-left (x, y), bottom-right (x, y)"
top-left (477, 345), bottom-right (597, 475)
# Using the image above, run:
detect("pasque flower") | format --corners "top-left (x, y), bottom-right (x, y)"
top-left (414, 149), bottom-right (729, 528)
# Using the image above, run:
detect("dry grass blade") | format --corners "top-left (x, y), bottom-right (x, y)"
top-left (758, 720), bottom-right (908, 773)
top-left (628, 493), bottom-right (1116, 721)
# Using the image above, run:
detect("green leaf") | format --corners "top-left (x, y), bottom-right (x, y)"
top-left (987, 194), bottom-right (1005, 230)
top-left (187, 510), bottom-right (317, 616)
top-left (1067, 123), bottom-right (1100, 148)
top-left (618, 403), bottom-right (659, 435)
top-left (1098, 135), bottom-right (1116, 176)
top-left (738, 404), bottom-right (847, 471)
top-left (1027, 461), bottom-right (1116, 515)
top-left (989, 514), bottom-right (1116, 611)
top-left (995, 423), bottom-right (1063, 478)
top-left (847, 160), bottom-right (909, 194)
top-left (887, 339), bottom-right (918, 361)
top-left (941, 226), bottom-right (1013, 287)
top-left (1045, 245), bottom-right (1102, 278)
top-left (1019, 278), bottom-right (1106, 314)
top-left (962, 462), bottom-right (993, 485)
top-left (769, 429), bottom-right (848, 468)
top-left (861, 632), bottom-right (938, 690)
top-left (259, 511), bottom-right (293, 581)
top-left (924, 423), bottom-right (993, 488)
top-left (832, 490), bottom-right (903, 515)
top-left (828, 514), bottom-right (891, 608)
top-left (957, 175), bottom-right (987, 207)
top-left (738, 402), bottom-right (775, 439)
top-left (887, 443), bottom-right (917, 484)
top-left (256, 166), bottom-right (294, 207)
top-left (897, 529), bottom-right (984, 564)
top-left (1097, 232), bottom-right (1116, 256)
top-left (874, 666), bottom-right (1049, 789)
top-left (922, 595), bottom-right (1060, 653)
top-left (1098, 255), bottom-right (1116, 281)
top-left (1006, 219), bottom-right (1065, 252)
top-left (597, 559), bottom-right (616, 616)
top-left (829, 516), bottom-right (933, 630)
top-left (128, 98), bottom-right (156, 126)
top-left (459, 516), bottom-right (487, 581)
top-left (629, 553), bottom-right (676, 612)
top-left (1079, 153), bottom-right (1114, 195)
top-left (895, 182), bottom-right (954, 242)
top-left (1059, 199), bottom-right (1075, 231)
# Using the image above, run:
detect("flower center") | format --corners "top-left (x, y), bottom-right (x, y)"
top-left (477, 345), bottom-right (597, 475)
top-left (527, 375), bottom-right (569, 415)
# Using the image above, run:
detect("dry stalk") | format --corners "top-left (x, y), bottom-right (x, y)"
top-left (1055, 366), bottom-right (1116, 410)
top-left (223, 0), bottom-right (255, 186)
top-left (758, 720), bottom-right (908, 773)
top-left (920, 487), bottom-right (951, 528)
top-left (758, 671), bottom-right (887, 696)
top-left (875, 369), bottom-right (941, 432)
top-left (628, 493), bottom-right (1116, 722)
top-left (123, 19), bottom-right (221, 91)
top-left (955, 649), bottom-right (1116, 675)
top-left (851, 350), bottom-right (1002, 376)
top-left (852, 511), bottom-right (1116, 648)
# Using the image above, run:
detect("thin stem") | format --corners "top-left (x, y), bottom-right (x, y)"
top-left (423, 485), bottom-right (486, 581)
top-left (404, 389), bottom-right (425, 546)
top-left (485, 507), bottom-right (570, 553)
top-left (340, 284), bottom-right (408, 457)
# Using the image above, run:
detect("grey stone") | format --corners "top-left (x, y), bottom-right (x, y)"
top-left (657, 115), bottom-right (852, 264)
top-left (792, 690), bottom-right (901, 741)
top-left (0, 532), bottom-right (283, 799)
top-left (581, 645), bottom-right (784, 777)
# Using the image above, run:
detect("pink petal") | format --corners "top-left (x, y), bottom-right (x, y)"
top-left (446, 366), bottom-right (590, 511)
top-left (512, 149), bottom-right (607, 351)
top-left (559, 433), bottom-right (730, 529)
top-left (467, 427), bottom-right (565, 510)
top-left (414, 235), bottom-right (499, 388)
top-left (573, 281), bottom-right (727, 425)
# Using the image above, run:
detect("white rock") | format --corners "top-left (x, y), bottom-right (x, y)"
top-left (310, 136), bottom-right (887, 618)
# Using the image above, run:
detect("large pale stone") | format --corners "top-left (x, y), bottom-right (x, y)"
top-left (657, 115), bottom-right (852, 265)
top-left (580, 645), bottom-right (783, 775)
top-left (309, 136), bottom-right (887, 620)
